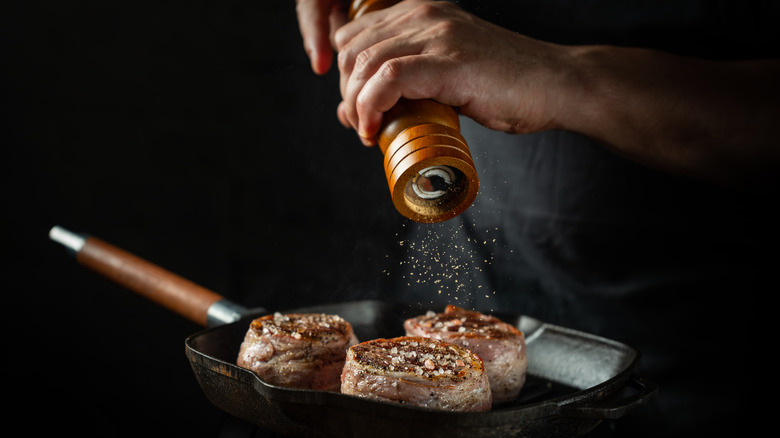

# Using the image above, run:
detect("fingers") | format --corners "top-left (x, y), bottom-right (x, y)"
top-left (337, 53), bottom-right (452, 146)
top-left (334, 5), bottom-right (401, 93)
top-left (319, 1), bottom-right (559, 146)
top-left (296, 0), bottom-right (347, 75)
top-left (333, 2), bottom-right (457, 145)
top-left (360, 55), bottom-right (457, 144)
top-left (339, 36), bottom-right (430, 129)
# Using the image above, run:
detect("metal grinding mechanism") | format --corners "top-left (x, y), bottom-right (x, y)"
top-left (349, 0), bottom-right (480, 223)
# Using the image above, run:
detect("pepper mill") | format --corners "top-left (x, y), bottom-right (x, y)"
top-left (349, 0), bottom-right (479, 223)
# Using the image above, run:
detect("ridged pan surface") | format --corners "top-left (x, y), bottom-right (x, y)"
top-left (185, 300), bottom-right (655, 438)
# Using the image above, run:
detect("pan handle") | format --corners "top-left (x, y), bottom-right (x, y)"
top-left (49, 226), bottom-right (247, 327)
top-left (560, 375), bottom-right (659, 420)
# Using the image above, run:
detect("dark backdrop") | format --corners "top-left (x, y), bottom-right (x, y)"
top-left (3, 1), bottom-right (778, 437)
top-left (2, 1), bottom-right (404, 436)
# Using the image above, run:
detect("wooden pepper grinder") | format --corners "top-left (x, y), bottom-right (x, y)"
top-left (349, 0), bottom-right (479, 223)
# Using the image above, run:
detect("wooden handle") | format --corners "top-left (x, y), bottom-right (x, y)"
top-left (349, 0), bottom-right (479, 223)
top-left (77, 236), bottom-right (223, 326)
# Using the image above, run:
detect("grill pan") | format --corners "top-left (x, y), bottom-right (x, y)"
top-left (49, 226), bottom-right (657, 437)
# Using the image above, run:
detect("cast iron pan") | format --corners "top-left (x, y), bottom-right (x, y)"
top-left (50, 226), bottom-right (658, 437)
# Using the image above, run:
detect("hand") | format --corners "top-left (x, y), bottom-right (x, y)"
top-left (295, 0), bottom-right (350, 75)
top-left (332, 0), bottom-right (571, 145)
top-left (304, 0), bottom-right (780, 189)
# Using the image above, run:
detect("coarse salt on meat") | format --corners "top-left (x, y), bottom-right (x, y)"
top-left (404, 305), bottom-right (527, 403)
top-left (236, 313), bottom-right (359, 391)
top-left (340, 336), bottom-right (492, 412)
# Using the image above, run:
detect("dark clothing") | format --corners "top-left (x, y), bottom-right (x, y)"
top-left (393, 120), bottom-right (774, 436)
top-left (391, 1), bottom-right (779, 436)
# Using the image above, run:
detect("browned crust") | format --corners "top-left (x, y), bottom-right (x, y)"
top-left (347, 336), bottom-right (484, 382)
top-left (406, 305), bottom-right (523, 339)
top-left (248, 312), bottom-right (355, 343)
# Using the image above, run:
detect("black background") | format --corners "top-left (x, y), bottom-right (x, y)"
top-left (3, 1), bottom-right (779, 437)
top-left (2, 1), bottom-right (404, 436)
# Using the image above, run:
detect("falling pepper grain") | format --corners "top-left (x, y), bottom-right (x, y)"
top-left (387, 219), bottom-right (501, 304)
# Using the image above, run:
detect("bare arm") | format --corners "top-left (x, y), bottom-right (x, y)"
top-left (562, 46), bottom-right (780, 189)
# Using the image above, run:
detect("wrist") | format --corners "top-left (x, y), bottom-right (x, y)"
top-left (496, 38), bottom-right (597, 136)
top-left (550, 45), bottom-right (615, 138)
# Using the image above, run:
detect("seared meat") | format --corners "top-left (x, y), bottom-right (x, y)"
top-left (404, 305), bottom-right (527, 403)
top-left (237, 312), bottom-right (359, 391)
top-left (340, 336), bottom-right (492, 411)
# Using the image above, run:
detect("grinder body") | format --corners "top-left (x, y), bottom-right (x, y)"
top-left (349, 0), bottom-right (479, 223)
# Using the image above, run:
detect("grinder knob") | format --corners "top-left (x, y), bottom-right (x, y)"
top-left (348, 0), bottom-right (479, 223)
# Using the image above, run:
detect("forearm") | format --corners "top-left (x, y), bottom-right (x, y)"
top-left (558, 46), bottom-right (780, 188)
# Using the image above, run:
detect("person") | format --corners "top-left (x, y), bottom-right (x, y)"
top-left (297, 0), bottom-right (779, 189)
top-left (294, 0), bottom-right (779, 436)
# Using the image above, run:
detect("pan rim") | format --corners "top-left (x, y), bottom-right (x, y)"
top-left (184, 300), bottom-right (645, 423)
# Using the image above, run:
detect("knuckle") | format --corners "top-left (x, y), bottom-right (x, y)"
top-left (336, 48), bottom-right (353, 72)
top-left (413, 3), bottom-right (441, 20)
top-left (431, 19), bottom-right (458, 38)
top-left (377, 58), bottom-right (403, 84)
top-left (332, 26), bottom-right (345, 46)
top-left (412, 1), bottom-right (456, 20)
top-left (353, 49), bottom-right (374, 75)
top-left (355, 91), bottom-right (371, 114)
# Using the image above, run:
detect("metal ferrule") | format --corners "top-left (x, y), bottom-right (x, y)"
top-left (206, 299), bottom-right (248, 327)
top-left (49, 226), bottom-right (86, 254)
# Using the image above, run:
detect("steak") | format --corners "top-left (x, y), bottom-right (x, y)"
top-left (340, 336), bottom-right (492, 411)
top-left (404, 305), bottom-right (527, 403)
top-left (237, 312), bottom-right (359, 391)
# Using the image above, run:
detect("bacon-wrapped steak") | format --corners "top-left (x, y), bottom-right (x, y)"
top-left (340, 336), bottom-right (492, 411)
top-left (237, 312), bottom-right (359, 391)
top-left (404, 305), bottom-right (527, 403)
